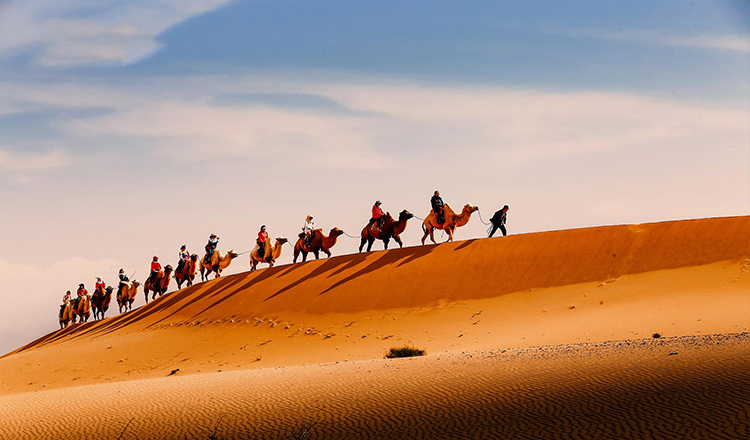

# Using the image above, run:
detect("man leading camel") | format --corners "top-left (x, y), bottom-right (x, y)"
top-left (489, 205), bottom-right (509, 237)
top-left (431, 190), bottom-right (445, 225)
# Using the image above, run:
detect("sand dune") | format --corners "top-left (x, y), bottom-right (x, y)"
top-left (0, 333), bottom-right (747, 439)
top-left (0, 216), bottom-right (748, 438)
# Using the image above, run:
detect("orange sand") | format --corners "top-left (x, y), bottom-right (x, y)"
top-left (0, 216), bottom-right (748, 438)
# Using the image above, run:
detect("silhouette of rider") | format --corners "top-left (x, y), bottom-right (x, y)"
top-left (431, 190), bottom-right (445, 225)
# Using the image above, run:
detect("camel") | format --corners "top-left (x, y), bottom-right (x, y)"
top-left (175, 254), bottom-right (199, 289)
top-left (59, 300), bottom-right (73, 329)
top-left (144, 265), bottom-right (173, 303)
top-left (72, 294), bottom-right (91, 323)
top-left (92, 286), bottom-right (114, 320)
top-left (200, 249), bottom-right (238, 282)
top-left (421, 203), bottom-right (479, 245)
top-left (293, 227), bottom-right (344, 263)
top-left (250, 237), bottom-right (289, 271)
top-left (360, 209), bottom-right (414, 252)
top-left (117, 280), bottom-right (141, 313)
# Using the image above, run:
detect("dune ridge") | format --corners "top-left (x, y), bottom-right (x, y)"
top-left (11, 215), bottom-right (749, 355)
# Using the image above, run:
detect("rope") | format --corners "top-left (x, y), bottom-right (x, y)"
top-left (477, 209), bottom-right (492, 226)
top-left (412, 214), bottom-right (425, 221)
top-left (236, 249), bottom-right (253, 256)
top-left (342, 231), bottom-right (360, 240)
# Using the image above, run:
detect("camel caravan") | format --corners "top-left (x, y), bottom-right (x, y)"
top-left (56, 191), bottom-right (508, 328)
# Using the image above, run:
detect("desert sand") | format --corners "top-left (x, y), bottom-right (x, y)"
top-left (0, 216), bottom-right (748, 439)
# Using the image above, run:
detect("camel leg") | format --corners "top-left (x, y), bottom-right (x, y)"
top-left (421, 226), bottom-right (430, 245)
top-left (393, 235), bottom-right (403, 248)
top-left (446, 227), bottom-right (455, 243)
top-left (301, 251), bottom-right (308, 262)
top-left (359, 238), bottom-right (367, 253)
top-left (366, 237), bottom-right (375, 252)
top-left (383, 237), bottom-right (390, 250)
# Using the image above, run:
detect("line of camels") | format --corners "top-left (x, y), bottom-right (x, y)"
top-left (59, 203), bottom-right (479, 329)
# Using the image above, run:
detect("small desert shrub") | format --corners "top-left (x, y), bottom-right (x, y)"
top-left (385, 346), bottom-right (426, 359)
top-left (652, 333), bottom-right (661, 339)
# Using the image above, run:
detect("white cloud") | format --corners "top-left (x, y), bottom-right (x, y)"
top-left (0, 148), bottom-right (73, 171)
top-left (48, 75), bottom-right (749, 167)
top-left (550, 27), bottom-right (750, 53)
top-left (0, 0), bottom-right (230, 67)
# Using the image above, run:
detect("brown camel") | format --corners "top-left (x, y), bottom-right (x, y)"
top-left (72, 294), bottom-right (91, 323)
top-left (421, 203), bottom-right (479, 245)
top-left (200, 249), bottom-right (238, 282)
top-left (360, 209), bottom-right (414, 252)
top-left (144, 265), bottom-right (173, 303)
top-left (117, 280), bottom-right (141, 313)
top-left (175, 254), bottom-right (199, 289)
top-left (293, 227), bottom-right (344, 263)
top-left (92, 286), bottom-right (114, 320)
top-left (59, 300), bottom-right (73, 329)
top-left (250, 237), bottom-right (289, 271)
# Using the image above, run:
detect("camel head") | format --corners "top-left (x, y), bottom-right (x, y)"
top-left (330, 227), bottom-right (344, 238)
top-left (105, 286), bottom-right (114, 294)
top-left (131, 280), bottom-right (141, 288)
top-left (190, 253), bottom-right (199, 261)
top-left (164, 264), bottom-right (173, 273)
top-left (399, 209), bottom-right (414, 221)
top-left (465, 204), bottom-right (479, 213)
top-left (276, 236), bottom-right (289, 245)
top-left (228, 249), bottom-right (239, 259)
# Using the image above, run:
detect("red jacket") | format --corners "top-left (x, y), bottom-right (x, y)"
top-left (257, 231), bottom-right (268, 243)
top-left (95, 281), bottom-right (106, 292)
top-left (151, 261), bottom-right (162, 272)
top-left (77, 288), bottom-right (88, 297)
top-left (372, 205), bottom-right (384, 219)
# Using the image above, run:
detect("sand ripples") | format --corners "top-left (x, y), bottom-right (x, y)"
top-left (0, 333), bottom-right (747, 439)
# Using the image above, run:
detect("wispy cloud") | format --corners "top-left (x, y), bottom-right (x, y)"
top-left (0, 148), bottom-right (73, 171)
top-left (550, 27), bottom-right (750, 53)
top-left (0, 0), bottom-right (230, 67)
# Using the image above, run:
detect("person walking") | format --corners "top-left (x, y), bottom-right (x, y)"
top-left (488, 205), bottom-right (509, 237)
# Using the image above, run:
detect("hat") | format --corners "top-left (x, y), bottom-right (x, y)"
top-left (434, 190), bottom-right (439, 195)
top-left (153, 256), bottom-right (158, 260)
top-left (180, 245), bottom-right (186, 249)
top-left (375, 200), bottom-right (381, 205)
top-left (96, 277), bottom-right (101, 280)
top-left (210, 233), bottom-right (216, 238)
top-left (119, 268), bottom-right (124, 273)
top-left (79, 283), bottom-right (84, 287)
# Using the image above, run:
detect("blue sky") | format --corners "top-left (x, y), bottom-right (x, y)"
top-left (0, 0), bottom-right (748, 353)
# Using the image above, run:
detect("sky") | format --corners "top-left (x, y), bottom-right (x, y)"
top-left (0, 0), bottom-right (748, 355)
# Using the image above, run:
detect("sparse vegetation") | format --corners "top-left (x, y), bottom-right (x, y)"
top-left (652, 333), bottom-right (661, 339)
top-left (385, 346), bottom-right (426, 358)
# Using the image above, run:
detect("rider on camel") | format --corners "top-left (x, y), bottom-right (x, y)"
top-left (205, 234), bottom-right (220, 264)
top-left (75, 283), bottom-right (88, 309)
top-left (60, 290), bottom-right (72, 318)
top-left (177, 245), bottom-right (190, 273)
top-left (369, 201), bottom-right (385, 231)
top-left (303, 216), bottom-right (315, 247)
top-left (257, 225), bottom-right (269, 260)
top-left (431, 190), bottom-right (445, 225)
top-left (117, 269), bottom-right (129, 299)
top-left (95, 277), bottom-right (106, 294)
top-left (149, 256), bottom-right (161, 285)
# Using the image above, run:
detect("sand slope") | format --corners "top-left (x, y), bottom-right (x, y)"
top-left (0, 216), bottom-right (748, 396)
top-left (0, 216), bottom-right (748, 438)
top-left (0, 333), bottom-right (747, 439)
